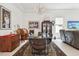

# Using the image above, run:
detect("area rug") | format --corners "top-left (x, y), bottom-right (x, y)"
top-left (23, 42), bottom-right (57, 56)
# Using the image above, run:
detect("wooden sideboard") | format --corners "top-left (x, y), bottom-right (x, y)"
top-left (0, 34), bottom-right (20, 52)
top-left (0, 40), bottom-right (29, 56)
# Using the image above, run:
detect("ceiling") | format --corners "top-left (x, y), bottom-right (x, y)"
top-left (13, 3), bottom-right (79, 13)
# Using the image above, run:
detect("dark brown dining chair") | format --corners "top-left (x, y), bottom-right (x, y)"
top-left (29, 37), bottom-right (48, 56)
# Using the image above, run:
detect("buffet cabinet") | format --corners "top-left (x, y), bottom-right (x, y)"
top-left (60, 30), bottom-right (79, 50)
top-left (0, 34), bottom-right (20, 52)
top-left (52, 42), bottom-right (66, 56)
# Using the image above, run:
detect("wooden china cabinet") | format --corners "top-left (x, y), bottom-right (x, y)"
top-left (41, 20), bottom-right (52, 43)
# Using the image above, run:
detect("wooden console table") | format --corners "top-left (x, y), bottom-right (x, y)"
top-left (0, 40), bottom-right (29, 56)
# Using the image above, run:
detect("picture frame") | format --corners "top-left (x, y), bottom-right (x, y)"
top-left (0, 5), bottom-right (11, 30)
top-left (29, 21), bottom-right (39, 28)
top-left (67, 21), bottom-right (79, 29)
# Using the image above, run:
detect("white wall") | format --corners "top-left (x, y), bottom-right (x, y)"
top-left (0, 3), bottom-right (25, 35)
top-left (24, 13), bottom-right (55, 36)
top-left (24, 9), bottom-right (79, 37)
top-left (1, 4), bottom-right (79, 37)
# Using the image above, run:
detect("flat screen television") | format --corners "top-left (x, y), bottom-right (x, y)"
top-left (68, 21), bottom-right (79, 29)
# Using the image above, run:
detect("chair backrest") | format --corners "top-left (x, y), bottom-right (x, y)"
top-left (29, 30), bottom-right (34, 36)
top-left (16, 28), bottom-right (29, 40)
top-left (16, 28), bottom-right (28, 35)
top-left (29, 38), bottom-right (47, 50)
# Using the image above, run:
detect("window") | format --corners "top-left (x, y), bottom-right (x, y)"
top-left (55, 18), bottom-right (63, 33)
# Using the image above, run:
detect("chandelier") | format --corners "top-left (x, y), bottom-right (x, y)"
top-left (34, 4), bottom-right (47, 14)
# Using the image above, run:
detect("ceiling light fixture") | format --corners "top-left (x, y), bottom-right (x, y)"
top-left (34, 4), bottom-right (47, 14)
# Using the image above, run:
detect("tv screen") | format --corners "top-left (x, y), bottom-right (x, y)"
top-left (68, 21), bottom-right (79, 29)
